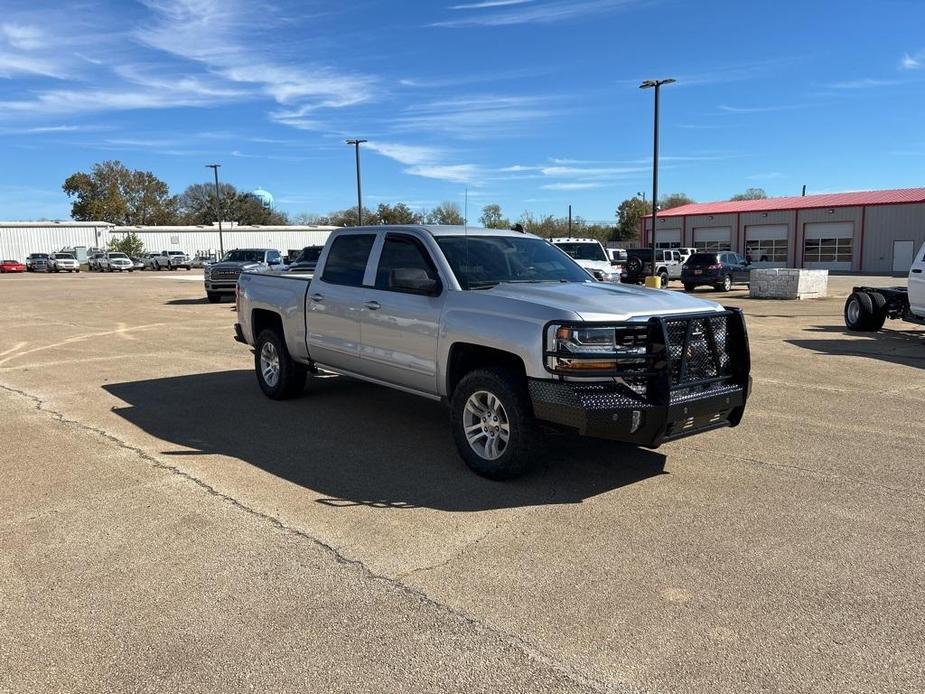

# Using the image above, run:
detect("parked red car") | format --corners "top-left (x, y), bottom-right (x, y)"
top-left (0, 259), bottom-right (26, 273)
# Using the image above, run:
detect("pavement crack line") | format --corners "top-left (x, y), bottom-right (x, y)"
top-left (685, 445), bottom-right (925, 502)
top-left (0, 382), bottom-right (632, 694)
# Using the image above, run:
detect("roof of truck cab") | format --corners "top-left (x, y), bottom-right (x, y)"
top-left (337, 225), bottom-right (539, 239)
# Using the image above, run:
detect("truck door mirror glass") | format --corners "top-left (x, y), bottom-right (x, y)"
top-left (390, 268), bottom-right (440, 294)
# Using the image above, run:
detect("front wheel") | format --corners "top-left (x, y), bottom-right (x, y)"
top-left (658, 271), bottom-right (669, 288)
top-left (450, 368), bottom-right (539, 480)
top-left (715, 274), bottom-right (732, 292)
top-left (206, 292), bottom-right (222, 303)
top-left (254, 329), bottom-right (306, 400)
top-left (683, 283), bottom-right (696, 292)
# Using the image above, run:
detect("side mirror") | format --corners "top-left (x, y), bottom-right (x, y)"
top-left (390, 267), bottom-right (440, 294)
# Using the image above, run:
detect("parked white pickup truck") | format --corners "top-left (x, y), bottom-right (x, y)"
top-left (235, 226), bottom-right (751, 479)
top-left (845, 241), bottom-right (925, 331)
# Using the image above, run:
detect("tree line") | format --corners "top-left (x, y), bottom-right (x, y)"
top-left (63, 160), bottom-right (767, 244)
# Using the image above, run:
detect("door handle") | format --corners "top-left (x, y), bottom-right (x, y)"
top-left (364, 300), bottom-right (381, 310)
top-left (912, 269), bottom-right (922, 274)
top-left (310, 293), bottom-right (324, 302)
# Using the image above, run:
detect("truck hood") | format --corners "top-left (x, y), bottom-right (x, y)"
top-left (209, 261), bottom-right (262, 271)
top-left (481, 281), bottom-right (723, 321)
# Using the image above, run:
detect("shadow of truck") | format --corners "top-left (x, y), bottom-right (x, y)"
top-left (104, 370), bottom-right (666, 512)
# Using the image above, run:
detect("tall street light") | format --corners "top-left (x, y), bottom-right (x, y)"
top-left (345, 139), bottom-right (367, 226)
top-left (639, 78), bottom-right (675, 288)
top-left (205, 163), bottom-right (224, 258)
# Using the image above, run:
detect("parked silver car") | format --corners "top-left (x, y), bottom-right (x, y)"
top-left (47, 253), bottom-right (80, 273)
top-left (98, 252), bottom-right (134, 272)
top-left (25, 253), bottom-right (50, 272)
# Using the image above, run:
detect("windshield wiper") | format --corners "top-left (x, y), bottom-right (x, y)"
top-left (466, 281), bottom-right (499, 290)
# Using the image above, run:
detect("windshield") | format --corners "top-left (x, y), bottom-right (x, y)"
top-left (167, 251), bottom-right (185, 256)
top-left (297, 247), bottom-right (323, 262)
top-left (553, 242), bottom-right (607, 262)
top-left (222, 250), bottom-right (265, 262)
top-left (436, 236), bottom-right (592, 289)
top-left (54, 253), bottom-right (75, 259)
top-left (109, 253), bottom-right (128, 259)
top-left (32, 254), bottom-right (49, 259)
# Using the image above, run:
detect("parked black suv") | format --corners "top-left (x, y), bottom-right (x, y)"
top-left (681, 251), bottom-right (751, 292)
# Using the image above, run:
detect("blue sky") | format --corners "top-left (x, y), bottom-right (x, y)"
top-left (1, 0), bottom-right (924, 222)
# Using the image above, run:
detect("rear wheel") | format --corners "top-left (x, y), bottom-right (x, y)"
top-left (683, 283), bottom-right (696, 292)
top-left (254, 329), bottom-right (306, 400)
top-left (658, 270), bottom-right (669, 288)
top-left (844, 291), bottom-right (879, 331)
top-left (450, 368), bottom-right (539, 480)
top-left (206, 292), bottom-right (222, 303)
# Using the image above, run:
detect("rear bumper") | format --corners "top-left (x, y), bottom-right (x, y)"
top-left (529, 378), bottom-right (749, 447)
top-left (681, 271), bottom-right (721, 284)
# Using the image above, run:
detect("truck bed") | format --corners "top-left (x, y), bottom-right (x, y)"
top-left (237, 270), bottom-right (314, 362)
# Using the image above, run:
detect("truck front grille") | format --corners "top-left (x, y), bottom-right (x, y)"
top-left (211, 270), bottom-right (240, 281)
top-left (663, 314), bottom-right (734, 387)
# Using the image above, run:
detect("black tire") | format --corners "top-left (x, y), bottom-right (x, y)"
top-left (844, 291), bottom-right (878, 331)
top-left (683, 283), bottom-right (696, 292)
top-left (254, 329), bottom-right (306, 400)
top-left (627, 255), bottom-right (643, 275)
top-left (714, 274), bottom-right (732, 292)
top-left (658, 270), bottom-right (669, 288)
top-left (206, 292), bottom-right (222, 303)
top-left (450, 368), bottom-right (539, 480)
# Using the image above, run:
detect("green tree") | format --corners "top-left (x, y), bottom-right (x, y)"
top-left (177, 182), bottom-right (238, 225)
top-left (729, 187), bottom-right (768, 201)
top-left (479, 203), bottom-right (509, 229)
top-left (230, 193), bottom-right (289, 225)
top-left (658, 193), bottom-right (695, 210)
top-left (63, 160), bottom-right (177, 224)
top-left (426, 201), bottom-right (465, 225)
top-left (375, 202), bottom-right (422, 225)
top-left (615, 197), bottom-right (651, 241)
top-left (107, 232), bottom-right (145, 257)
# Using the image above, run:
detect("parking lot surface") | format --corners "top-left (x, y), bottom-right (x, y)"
top-left (1, 270), bottom-right (923, 693)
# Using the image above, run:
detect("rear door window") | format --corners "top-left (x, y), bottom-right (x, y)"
top-left (321, 234), bottom-right (376, 286)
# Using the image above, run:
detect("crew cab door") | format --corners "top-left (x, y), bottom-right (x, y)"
top-left (357, 232), bottom-right (444, 395)
top-left (909, 242), bottom-right (925, 317)
top-left (305, 232), bottom-right (376, 371)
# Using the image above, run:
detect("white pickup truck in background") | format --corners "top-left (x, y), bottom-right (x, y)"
top-left (845, 241), bottom-right (925, 331)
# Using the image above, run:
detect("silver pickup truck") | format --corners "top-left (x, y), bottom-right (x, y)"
top-left (235, 225), bottom-right (751, 479)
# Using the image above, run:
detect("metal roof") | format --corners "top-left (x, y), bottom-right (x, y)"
top-left (0, 220), bottom-right (113, 227)
top-left (109, 224), bottom-right (337, 232)
top-left (651, 187), bottom-right (925, 217)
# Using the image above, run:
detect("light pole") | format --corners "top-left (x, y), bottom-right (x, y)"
top-left (205, 164), bottom-right (224, 258)
top-left (345, 139), bottom-right (367, 226)
top-left (639, 78), bottom-right (675, 287)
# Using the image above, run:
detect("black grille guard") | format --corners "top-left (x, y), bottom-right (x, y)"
top-left (543, 308), bottom-right (751, 404)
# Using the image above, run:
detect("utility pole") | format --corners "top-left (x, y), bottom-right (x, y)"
top-left (345, 139), bottom-right (367, 226)
top-left (568, 204), bottom-right (572, 238)
top-left (205, 164), bottom-right (224, 257)
top-left (640, 78), bottom-right (676, 287)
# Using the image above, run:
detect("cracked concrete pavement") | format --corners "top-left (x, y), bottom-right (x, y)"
top-left (0, 270), bottom-right (923, 693)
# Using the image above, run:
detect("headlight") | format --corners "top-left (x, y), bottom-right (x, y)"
top-left (546, 324), bottom-right (648, 374)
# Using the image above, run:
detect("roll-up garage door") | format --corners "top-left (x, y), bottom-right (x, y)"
top-left (802, 221), bottom-right (854, 270)
top-left (692, 226), bottom-right (732, 252)
top-left (745, 224), bottom-right (788, 267)
top-left (655, 228), bottom-right (681, 248)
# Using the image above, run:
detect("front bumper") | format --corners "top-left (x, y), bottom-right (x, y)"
top-left (531, 308), bottom-right (751, 447)
top-left (205, 280), bottom-right (237, 293)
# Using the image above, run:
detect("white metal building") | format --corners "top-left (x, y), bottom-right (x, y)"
top-left (0, 221), bottom-right (336, 262)
top-left (0, 221), bottom-right (113, 262)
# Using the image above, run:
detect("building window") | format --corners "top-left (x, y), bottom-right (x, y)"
top-left (655, 241), bottom-right (681, 249)
top-left (803, 237), bottom-right (853, 263)
top-left (745, 239), bottom-right (788, 262)
top-left (693, 240), bottom-right (731, 252)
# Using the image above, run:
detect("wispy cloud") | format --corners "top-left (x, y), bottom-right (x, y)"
top-left (433, 0), bottom-right (646, 28)
top-left (366, 141), bottom-right (481, 184)
top-left (900, 51), bottom-right (923, 70)
top-left (824, 78), bottom-right (903, 89)
top-left (718, 103), bottom-right (806, 114)
top-left (0, 23), bottom-right (68, 78)
top-left (541, 182), bottom-right (607, 190)
top-left (393, 94), bottom-right (555, 138)
top-left (1, 23), bottom-right (44, 50)
top-left (451, 0), bottom-right (534, 8)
